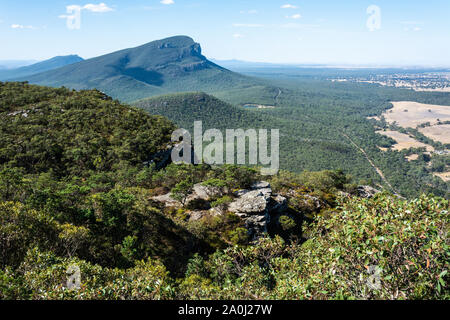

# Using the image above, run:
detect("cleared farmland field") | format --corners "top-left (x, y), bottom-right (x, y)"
top-left (376, 130), bottom-right (435, 151)
top-left (434, 171), bottom-right (450, 182)
top-left (384, 101), bottom-right (450, 128)
top-left (419, 124), bottom-right (450, 144)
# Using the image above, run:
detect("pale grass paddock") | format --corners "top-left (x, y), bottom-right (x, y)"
top-left (376, 130), bottom-right (435, 152)
top-left (384, 101), bottom-right (450, 128)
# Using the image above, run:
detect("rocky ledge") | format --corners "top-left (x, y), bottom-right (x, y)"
top-left (151, 181), bottom-right (287, 240)
top-left (151, 181), bottom-right (381, 240)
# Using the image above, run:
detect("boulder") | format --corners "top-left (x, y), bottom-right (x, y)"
top-left (251, 181), bottom-right (271, 189)
top-left (228, 181), bottom-right (288, 240)
top-left (151, 193), bottom-right (181, 208)
top-left (209, 206), bottom-right (225, 217)
top-left (269, 195), bottom-right (288, 214)
top-left (228, 189), bottom-right (270, 214)
top-left (187, 183), bottom-right (224, 202)
top-left (301, 194), bottom-right (324, 211)
top-left (189, 211), bottom-right (206, 222)
top-left (152, 183), bottom-right (225, 210)
top-left (152, 180), bottom-right (289, 240)
top-left (356, 186), bottom-right (381, 198)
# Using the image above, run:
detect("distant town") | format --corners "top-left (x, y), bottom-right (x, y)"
top-left (330, 71), bottom-right (450, 92)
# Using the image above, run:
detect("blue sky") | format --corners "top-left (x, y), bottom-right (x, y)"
top-left (1, 0), bottom-right (450, 66)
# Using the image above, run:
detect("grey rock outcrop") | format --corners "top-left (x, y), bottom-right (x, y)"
top-left (186, 183), bottom-right (225, 203)
top-left (151, 183), bottom-right (225, 208)
top-left (228, 181), bottom-right (287, 240)
top-left (152, 181), bottom-right (289, 239)
top-left (356, 185), bottom-right (381, 198)
top-left (151, 193), bottom-right (181, 208)
top-left (189, 211), bottom-right (205, 222)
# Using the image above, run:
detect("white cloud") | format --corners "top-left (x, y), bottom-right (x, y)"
top-left (240, 10), bottom-right (258, 14)
top-left (404, 26), bottom-right (422, 32)
top-left (286, 14), bottom-right (302, 19)
top-left (83, 3), bottom-right (114, 13)
top-left (160, 0), bottom-right (174, 4)
top-left (233, 33), bottom-right (245, 38)
top-left (281, 4), bottom-right (298, 9)
top-left (233, 23), bottom-right (264, 28)
top-left (281, 23), bottom-right (319, 29)
top-left (401, 21), bottom-right (423, 32)
top-left (11, 24), bottom-right (36, 29)
top-left (400, 21), bottom-right (424, 25)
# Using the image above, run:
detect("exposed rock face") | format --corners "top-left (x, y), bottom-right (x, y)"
top-left (189, 211), bottom-right (205, 222)
top-left (151, 183), bottom-right (226, 221)
top-left (228, 182), bottom-right (287, 240)
top-left (270, 195), bottom-right (288, 214)
top-left (297, 194), bottom-right (324, 212)
top-left (356, 186), bottom-right (381, 198)
top-left (229, 190), bottom-right (270, 214)
top-left (152, 183), bottom-right (224, 207)
top-left (251, 181), bottom-right (271, 189)
top-left (151, 193), bottom-right (181, 208)
top-left (151, 181), bottom-right (288, 240)
top-left (187, 183), bottom-right (225, 203)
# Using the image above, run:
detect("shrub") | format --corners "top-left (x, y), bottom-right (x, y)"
top-left (279, 216), bottom-right (296, 231)
top-left (291, 194), bottom-right (449, 299)
top-left (210, 195), bottom-right (233, 208)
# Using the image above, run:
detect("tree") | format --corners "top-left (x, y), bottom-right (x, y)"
top-left (58, 224), bottom-right (89, 257)
top-left (171, 179), bottom-right (193, 205)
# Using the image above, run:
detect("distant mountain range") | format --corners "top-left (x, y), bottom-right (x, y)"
top-left (21, 36), bottom-right (259, 102)
top-left (0, 60), bottom-right (37, 70)
top-left (0, 55), bottom-right (83, 81)
top-left (210, 59), bottom-right (329, 69)
top-left (211, 59), bottom-right (450, 72)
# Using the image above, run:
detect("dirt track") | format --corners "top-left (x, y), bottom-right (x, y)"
top-left (342, 132), bottom-right (400, 196)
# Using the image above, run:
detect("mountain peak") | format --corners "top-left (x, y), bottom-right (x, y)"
top-left (152, 35), bottom-right (196, 46)
top-left (133, 35), bottom-right (204, 61)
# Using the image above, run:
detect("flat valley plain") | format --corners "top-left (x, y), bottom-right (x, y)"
top-left (376, 130), bottom-right (435, 151)
top-left (384, 101), bottom-right (450, 128)
top-left (377, 101), bottom-right (450, 181)
top-left (380, 101), bottom-right (450, 146)
top-left (419, 124), bottom-right (450, 144)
